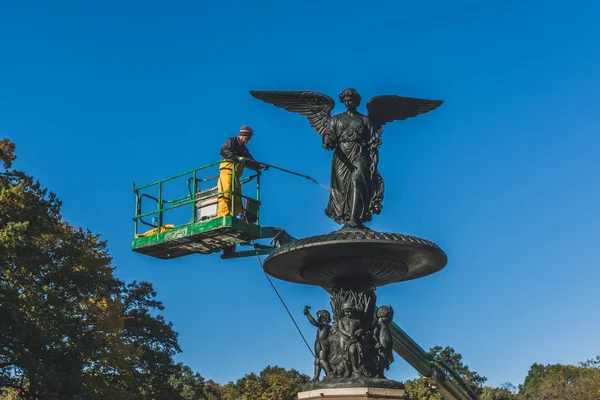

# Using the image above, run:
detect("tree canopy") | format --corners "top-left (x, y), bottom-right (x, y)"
top-left (223, 366), bottom-right (308, 400)
top-left (403, 346), bottom-right (600, 400)
top-left (518, 357), bottom-right (600, 400)
top-left (0, 139), bottom-right (199, 399)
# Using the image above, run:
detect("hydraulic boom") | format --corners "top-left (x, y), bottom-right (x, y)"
top-left (388, 321), bottom-right (479, 400)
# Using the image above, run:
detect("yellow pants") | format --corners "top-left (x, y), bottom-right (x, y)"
top-left (217, 161), bottom-right (245, 217)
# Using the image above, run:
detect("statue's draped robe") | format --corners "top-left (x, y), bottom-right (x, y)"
top-left (324, 112), bottom-right (384, 224)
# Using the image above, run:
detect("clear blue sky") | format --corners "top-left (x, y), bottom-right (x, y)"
top-left (2, 0), bottom-right (599, 389)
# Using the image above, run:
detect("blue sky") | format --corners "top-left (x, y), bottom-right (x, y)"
top-left (2, 0), bottom-right (599, 388)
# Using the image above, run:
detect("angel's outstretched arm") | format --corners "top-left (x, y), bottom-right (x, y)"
top-left (304, 306), bottom-right (323, 327)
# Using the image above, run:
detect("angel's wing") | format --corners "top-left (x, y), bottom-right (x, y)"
top-left (249, 91), bottom-right (335, 136)
top-left (366, 95), bottom-right (443, 132)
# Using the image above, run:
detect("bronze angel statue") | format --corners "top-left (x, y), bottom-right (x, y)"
top-left (250, 88), bottom-right (442, 229)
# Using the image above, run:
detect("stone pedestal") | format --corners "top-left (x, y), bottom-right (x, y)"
top-left (298, 387), bottom-right (406, 399)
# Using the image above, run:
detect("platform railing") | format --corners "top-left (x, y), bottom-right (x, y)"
top-left (132, 159), bottom-right (262, 237)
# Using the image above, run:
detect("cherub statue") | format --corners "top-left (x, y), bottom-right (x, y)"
top-left (373, 305), bottom-right (395, 378)
top-left (338, 302), bottom-right (364, 377)
top-left (250, 89), bottom-right (442, 229)
top-left (303, 305), bottom-right (333, 381)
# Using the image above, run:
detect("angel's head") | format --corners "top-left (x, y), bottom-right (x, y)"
top-left (339, 88), bottom-right (361, 110)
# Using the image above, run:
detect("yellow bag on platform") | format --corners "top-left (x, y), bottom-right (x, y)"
top-left (135, 224), bottom-right (175, 238)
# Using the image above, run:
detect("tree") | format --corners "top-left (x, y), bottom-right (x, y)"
top-left (169, 363), bottom-right (207, 400)
top-left (258, 366), bottom-right (308, 400)
top-left (404, 346), bottom-right (487, 400)
top-left (519, 357), bottom-right (600, 400)
top-left (222, 366), bottom-right (309, 400)
top-left (0, 139), bottom-right (197, 399)
top-left (404, 378), bottom-right (442, 400)
top-left (480, 384), bottom-right (518, 400)
top-left (204, 380), bottom-right (233, 400)
top-left (429, 346), bottom-right (487, 391)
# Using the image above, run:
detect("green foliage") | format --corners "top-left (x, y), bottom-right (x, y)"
top-left (0, 139), bottom-right (203, 399)
top-left (404, 378), bottom-right (443, 400)
top-left (428, 345), bottom-right (487, 392)
top-left (0, 139), bottom-right (16, 169)
top-left (402, 345), bottom-right (600, 400)
top-left (480, 385), bottom-right (518, 400)
top-left (172, 365), bottom-right (308, 400)
top-left (169, 363), bottom-right (207, 400)
top-left (204, 380), bottom-right (233, 400)
top-left (221, 366), bottom-right (308, 400)
top-left (518, 357), bottom-right (600, 400)
top-left (0, 387), bottom-right (19, 400)
top-left (404, 346), bottom-right (486, 400)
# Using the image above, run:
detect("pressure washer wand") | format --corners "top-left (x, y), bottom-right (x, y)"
top-left (260, 162), bottom-right (318, 184)
top-left (256, 161), bottom-right (330, 191)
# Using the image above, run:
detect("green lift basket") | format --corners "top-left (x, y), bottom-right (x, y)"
top-left (131, 159), bottom-right (293, 260)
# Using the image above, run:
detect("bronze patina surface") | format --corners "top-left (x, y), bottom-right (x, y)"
top-left (263, 228), bottom-right (447, 288)
top-left (252, 87), bottom-right (448, 391)
top-left (250, 88), bottom-right (442, 229)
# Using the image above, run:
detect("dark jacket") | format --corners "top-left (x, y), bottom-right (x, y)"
top-left (220, 137), bottom-right (253, 160)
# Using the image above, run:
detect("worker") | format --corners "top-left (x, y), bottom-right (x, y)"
top-left (217, 125), bottom-right (255, 218)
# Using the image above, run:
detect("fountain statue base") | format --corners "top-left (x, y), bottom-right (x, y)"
top-left (263, 227), bottom-right (447, 389)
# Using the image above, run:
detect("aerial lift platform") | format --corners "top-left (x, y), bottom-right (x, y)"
top-left (132, 159), bottom-right (293, 260)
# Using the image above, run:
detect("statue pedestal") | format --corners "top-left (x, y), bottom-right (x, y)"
top-left (298, 387), bottom-right (406, 399)
top-left (264, 228), bottom-right (442, 399)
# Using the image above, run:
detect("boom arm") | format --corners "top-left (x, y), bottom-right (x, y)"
top-left (389, 321), bottom-right (479, 400)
